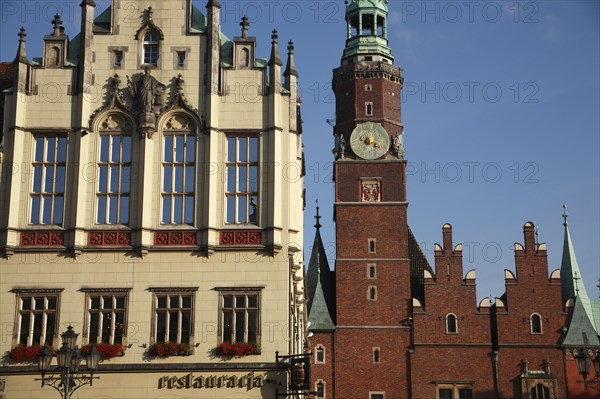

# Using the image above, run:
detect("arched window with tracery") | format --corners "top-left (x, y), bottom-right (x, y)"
top-left (97, 114), bottom-right (132, 225)
top-left (161, 114), bottom-right (196, 225)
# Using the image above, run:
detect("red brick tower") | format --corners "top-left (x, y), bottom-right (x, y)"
top-left (331, 1), bottom-right (410, 398)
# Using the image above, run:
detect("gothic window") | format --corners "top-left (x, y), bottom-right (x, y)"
top-left (365, 102), bottom-right (373, 116)
top-left (97, 115), bottom-right (132, 225)
top-left (31, 136), bottom-right (66, 225)
top-left (85, 291), bottom-right (128, 345)
top-left (315, 345), bottom-right (325, 363)
top-left (219, 290), bottom-right (260, 345)
top-left (368, 239), bottom-right (376, 253)
top-left (226, 135), bottom-right (259, 224)
top-left (151, 289), bottom-right (196, 345)
top-left (368, 264), bottom-right (376, 279)
top-left (446, 313), bottom-right (458, 334)
top-left (530, 313), bottom-right (543, 334)
top-left (530, 384), bottom-right (550, 399)
top-left (368, 286), bottom-right (377, 301)
top-left (437, 385), bottom-right (473, 399)
top-left (162, 115), bottom-right (196, 225)
top-left (14, 291), bottom-right (60, 347)
top-left (373, 348), bottom-right (380, 363)
top-left (316, 380), bottom-right (325, 398)
top-left (142, 32), bottom-right (160, 66)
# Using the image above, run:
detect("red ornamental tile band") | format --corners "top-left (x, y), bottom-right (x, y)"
top-left (88, 231), bottom-right (131, 246)
top-left (154, 231), bottom-right (197, 246)
top-left (220, 231), bottom-right (262, 246)
top-left (20, 231), bottom-right (64, 247)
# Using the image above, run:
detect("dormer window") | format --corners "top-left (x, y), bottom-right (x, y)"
top-left (143, 32), bottom-right (160, 66)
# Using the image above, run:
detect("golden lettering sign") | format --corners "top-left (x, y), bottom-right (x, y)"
top-left (158, 372), bottom-right (265, 390)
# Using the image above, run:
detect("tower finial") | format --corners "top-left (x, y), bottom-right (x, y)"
top-left (562, 204), bottom-right (568, 226)
top-left (534, 223), bottom-right (540, 247)
top-left (15, 27), bottom-right (27, 63)
top-left (283, 40), bottom-right (298, 78)
top-left (574, 271), bottom-right (580, 296)
top-left (314, 200), bottom-right (322, 230)
top-left (268, 29), bottom-right (282, 66)
top-left (52, 14), bottom-right (63, 36)
top-left (240, 16), bottom-right (249, 38)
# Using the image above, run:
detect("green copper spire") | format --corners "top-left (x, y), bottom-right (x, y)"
top-left (342, 0), bottom-right (393, 64)
top-left (560, 205), bottom-right (596, 330)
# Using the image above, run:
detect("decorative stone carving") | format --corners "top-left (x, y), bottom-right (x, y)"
top-left (88, 231), bottom-right (131, 246)
top-left (20, 231), bottom-right (64, 247)
top-left (391, 133), bottom-right (404, 159)
top-left (127, 68), bottom-right (166, 138)
top-left (220, 231), bottom-right (262, 246)
top-left (154, 231), bottom-right (197, 246)
top-left (161, 74), bottom-right (204, 135)
top-left (88, 74), bottom-right (133, 132)
top-left (333, 133), bottom-right (346, 160)
top-left (361, 179), bottom-right (381, 202)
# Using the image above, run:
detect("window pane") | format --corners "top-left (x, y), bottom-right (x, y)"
top-left (223, 296), bottom-right (233, 308)
top-left (120, 196), bottom-right (129, 224)
top-left (53, 196), bottom-right (63, 225)
top-left (238, 197), bottom-right (247, 223)
top-left (55, 166), bottom-right (65, 193)
top-left (46, 137), bottom-right (56, 162)
top-left (227, 138), bottom-right (236, 162)
top-left (44, 166), bottom-right (54, 193)
top-left (33, 314), bottom-right (42, 345)
top-left (114, 312), bottom-right (124, 344)
top-left (235, 311), bottom-right (244, 342)
top-left (226, 196), bottom-right (235, 223)
top-left (156, 311), bottom-right (166, 342)
top-left (181, 310), bottom-right (191, 344)
top-left (249, 137), bottom-right (258, 162)
top-left (99, 166), bottom-right (108, 193)
top-left (47, 297), bottom-right (57, 309)
top-left (35, 137), bottom-right (44, 162)
top-left (459, 389), bottom-right (473, 399)
top-left (33, 166), bottom-right (42, 192)
top-left (101, 313), bottom-right (112, 343)
top-left (185, 166), bottom-right (195, 193)
top-left (168, 311), bottom-right (179, 342)
top-left (223, 311), bottom-right (233, 342)
top-left (174, 166), bottom-right (183, 192)
top-left (122, 136), bottom-right (131, 162)
top-left (249, 166), bottom-right (258, 192)
top-left (31, 197), bottom-right (40, 224)
top-left (226, 167), bottom-right (236, 193)
top-left (97, 196), bottom-right (107, 224)
top-left (115, 297), bottom-right (125, 309)
top-left (157, 296), bottom-right (167, 308)
top-left (184, 196), bottom-right (194, 224)
top-left (248, 295), bottom-right (257, 308)
top-left (45, 313), bottom-right (56, 346)
top-left (109, 166), bottom-right (119, 193)
top-left (121, 167), bottom-right (130, 192)
top-left (238, 137), bottom-right (247, 162)
top-left (238, 166), bottom-right (247, 192)
top-left (235, 296), bottom-right (245, 307)
top-left (163, 166), bottom-right (172, 192)
top-left (186, 136), bottom-right (195, 162)
top-left (91, 297), bottom-right (100, 309)
top-left (19, 314), bottom-right (30, 345)
top-left (248, 310), bottom-right (257, 343)
top-left (182, 296), bottom-right (191, 308)
top-left (111, 136), bottom-right (121, 162)
top-left (109, 196), bottom-right (118, 224)
top-left (57, 138), bottom-right (67, 162)
top-left (174, 196), bottom-right (183, 224)
top-left (162, 196), bottom-right (171, 223)
top-left (164, 136), bottom-right (173, 162)
top-left (175, 136), bottom-right (184, 162)
top-left (100, 136), bottom-right (109, 162)
top-left (42, 196), bottom-right (53, 224)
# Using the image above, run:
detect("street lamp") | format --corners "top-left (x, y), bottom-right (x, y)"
top-left (36, 325), bottom-right (100, 399)
top-left (575, 348), bottom-right (600, 392)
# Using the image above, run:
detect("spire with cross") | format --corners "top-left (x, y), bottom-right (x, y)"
top-left (562, 204), bottom-right (569, 226)
top-left (51, 14), bottom-right (63, 36)
top-left (240, 16), bottom-right (249, 38)
top-left (314, 200), bottom-right (322, 230)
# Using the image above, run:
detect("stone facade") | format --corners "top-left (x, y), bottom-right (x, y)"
top-left (0, 1), bottom-right (305, 398)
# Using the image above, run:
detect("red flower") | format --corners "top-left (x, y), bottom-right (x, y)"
top-left (82, 343), bottom-right (123, 359)
top-left (217, 341), bottom-right (258, 358)
top-left (149, 342), bottom-right (190, 358)
top-left (9, 345), bottom-right (54, 363)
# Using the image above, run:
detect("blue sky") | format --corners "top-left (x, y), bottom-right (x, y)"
top-left (1, 1), bottom-right (598, 300)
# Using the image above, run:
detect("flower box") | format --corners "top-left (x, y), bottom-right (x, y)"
top-left (149, 342), bottom-right (191, 358)
top-left (217, 341), bottom-right (258, 358)
top-left (9, 345), bottom-right (53, 363)
top-left (82, 343), bottom-right (124, 359)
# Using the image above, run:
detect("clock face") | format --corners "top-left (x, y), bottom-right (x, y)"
top-left (349, 122), bottom-right (390, 160)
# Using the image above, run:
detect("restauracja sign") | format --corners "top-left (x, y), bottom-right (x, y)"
top-left (158, 372), bottom-right (266, 390)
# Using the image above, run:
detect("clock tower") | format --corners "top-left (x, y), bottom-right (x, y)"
top-left (332, 0), bottom-right (412, 397)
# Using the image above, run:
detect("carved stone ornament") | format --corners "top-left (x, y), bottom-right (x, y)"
top-left (88, 74), bottom-right (133, 132)
top-left (332, 133), bottom-right (346, 160)
top-left (127, 68), bottom-right (166, 138)
top-left (162, 74), bottom-right (205, 135)
top-left (361, 179), bottom-right (381, 202)
top-left (391, 132), bottom-right (404, 159)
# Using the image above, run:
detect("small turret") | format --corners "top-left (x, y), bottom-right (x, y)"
top-left (268, 30), bottom-right (282, 95)
top-left (13, 27), bottom-right (29, 93)
top-left (283, 41), bottom-right (299, 131)
top-left (342, 0), bottom-right (393, 65)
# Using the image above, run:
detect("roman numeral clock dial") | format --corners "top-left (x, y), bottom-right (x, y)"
top-left (349, 122), bottom-right (390, 160)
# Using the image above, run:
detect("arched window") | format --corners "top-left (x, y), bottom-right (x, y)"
top-left (446, 313), bottom-right (457, 334)
top-left (368, 264), bottom-right (376, 279)
top-left (368, 286), bottom-right (377, 301)
top-left (315, 345), bottom-right (325, 363)
top-left (368, 239), bottom-right (376, 253)
top-left (531, 313), bottom-right (543, 334)
top-left (143, 32), bottom-right (160, 65)
top-left (161, 114), bottom-right (196, 225)
top-left (373, 348), bottom-right (380, 363)
top-left (97, 114), bottom-right (132, 225)
top-left (316, 380), bottom-right (325, 398)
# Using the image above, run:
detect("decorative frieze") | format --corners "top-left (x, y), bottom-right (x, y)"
top-left (88, 231), bottom-right (131, 246)
top-left (220, 231), bottom-right (262, 246)
top-left (20, 231), bottom-right (64, 247)
top-left (154, 231), bottom-right (197, 246)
